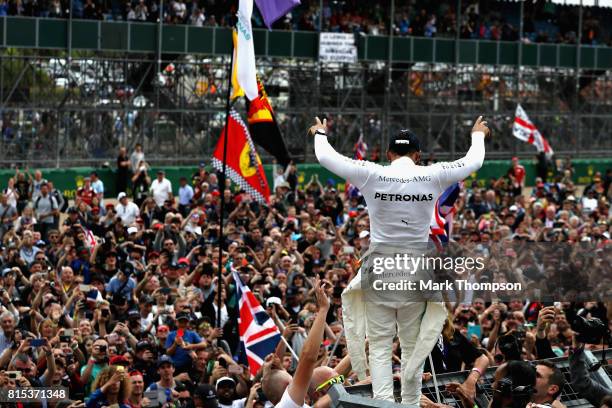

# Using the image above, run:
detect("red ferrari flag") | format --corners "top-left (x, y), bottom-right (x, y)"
top-left (212, 109), bottom-right (271, 203)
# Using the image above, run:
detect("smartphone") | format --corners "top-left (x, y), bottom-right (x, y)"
top-left (343, 246), bottom-right (354, 254)
top-left (218, 357), bottom-right (228, 369)
top-left (177, 328), bottom-right (184, 338)
top-left (79, 284), bottom-right (91, 292)
top-left (466, 323), bottom-right (482, 340)
top-left (101, 309), bottom-right (110, 318)
top-left (6, 371), bottom-right (21, 380)
top-left (30, 339), bottom-right (45, 347)
top-left (116, 365), bottom-right (125, 372)
top-left (206, 359), bottom-right (215, 375)
top-left (160, 287), bottom-right (171, 295)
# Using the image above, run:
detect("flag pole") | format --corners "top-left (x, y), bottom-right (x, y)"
top-left (217, 23), bottom-right (236, 328)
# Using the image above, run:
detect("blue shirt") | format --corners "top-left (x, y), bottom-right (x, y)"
top-left (165, 330), bottom-right (202, 368)
top-left (105, 275), bottom-right (136, 300)
top-left (178, 185), bottom-right (194, 205)
top-left (86, 388), bottom-right (130, 408)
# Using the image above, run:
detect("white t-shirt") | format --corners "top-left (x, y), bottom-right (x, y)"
top-left (150, 178), bottom-right (173, 206)
top-left (314, 132), bottom-right (485, 243)
top-left (275, 388), bottom-right (310, 408)
top-left (116, 201), bottom-right (140, 226)
top-left (219, 397), bottom-right (246, 408)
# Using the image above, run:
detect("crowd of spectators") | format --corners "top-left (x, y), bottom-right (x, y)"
top-left (0, 143), bottom-right (609, 407)
top-left (2, 0), bottom-right (612, 46)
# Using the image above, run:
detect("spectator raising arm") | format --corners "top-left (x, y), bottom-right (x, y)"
top-left (286, 279), bottom-right (330, 407)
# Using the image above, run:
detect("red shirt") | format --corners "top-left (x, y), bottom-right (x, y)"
top-left (77, 186), bottom-right (95, 205)
top-left (513, 165), bottom-right (526, 186)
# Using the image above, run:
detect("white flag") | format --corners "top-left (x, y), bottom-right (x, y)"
top-left (236, 0), bottom-right (258, 101)
top-left (513, 104), bottom-right (554, 155)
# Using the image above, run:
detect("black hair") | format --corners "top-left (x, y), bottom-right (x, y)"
top-left (537, 360), bottom-right (564, 399)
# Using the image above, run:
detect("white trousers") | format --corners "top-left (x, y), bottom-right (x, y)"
top-left (365, 301), bottom-right (426, 405)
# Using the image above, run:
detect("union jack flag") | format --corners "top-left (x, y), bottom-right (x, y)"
top-left (430, 182), bottom-right (461, 245)
top-left (233, 269), bottom-right (281, 376)
top-left (353, 134), bottom-right (368, 161)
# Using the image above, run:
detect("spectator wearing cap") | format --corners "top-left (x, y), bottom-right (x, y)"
top-left (178, 177), bottom-right (194, 217)
top-left (127, 370), bottom-right (146, 408)
top-left (194, 383), bottom-right (220, 408)
top-left (133, 341), bottom-right (157, 387)
top-left (33, 182), bottom-right (59, 241)
top-left (165, 311), bottom-right (207, 373)
top-left (63, 206), bottom-right (83, 228)
top-left (150, 170), bottom-right (173, 207)
top-left (145, 355), bottom-right (180, 405)
top-left (216, 376), bottom-right (244, 408)
top-left (116, 193), bottom-right (140, 227)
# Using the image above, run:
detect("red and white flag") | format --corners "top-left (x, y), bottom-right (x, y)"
top-left (212, 109), bottom-right (271, 203)
top-left (513, 104), bottom-right (554, 155)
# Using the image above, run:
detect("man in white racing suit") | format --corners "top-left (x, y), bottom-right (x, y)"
top-left (310, 116), bottom-right (489, 404)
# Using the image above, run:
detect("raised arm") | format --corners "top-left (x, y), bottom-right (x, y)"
top-left (286, 278), bottom-right (330, 406)
top-left (311, 117), bottom-right (372, 189)
top-left (434, 116), bottom-right (488, 189)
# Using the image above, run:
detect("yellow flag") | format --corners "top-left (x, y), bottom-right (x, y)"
top-left (231, 30), bottom-right (245, 100)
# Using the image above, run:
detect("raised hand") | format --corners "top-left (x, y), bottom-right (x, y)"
top-left (308, 117), bottom-right (328, 137)
top-left (472, 116), bottom-right (491, 138)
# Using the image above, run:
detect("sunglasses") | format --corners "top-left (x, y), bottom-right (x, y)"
top-left (315, 375), bottom-right (344, 392)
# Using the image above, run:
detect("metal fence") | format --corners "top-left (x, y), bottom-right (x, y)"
top-left (2, 50), bottom-right (612, 168)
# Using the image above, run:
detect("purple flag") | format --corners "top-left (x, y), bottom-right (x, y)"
top-left (255, 0), bottom-right (301, 29)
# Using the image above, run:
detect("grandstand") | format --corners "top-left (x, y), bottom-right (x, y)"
top-left (2, 1), bottom-right (612, 167)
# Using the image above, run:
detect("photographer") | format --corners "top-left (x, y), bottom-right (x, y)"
top-left (569, 309), bottom-right (611, 407)
top-left (81, 338), bottom-right (109, 393)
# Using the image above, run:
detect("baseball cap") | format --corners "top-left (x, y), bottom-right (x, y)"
top-left (195, 384), bottom-right (219, 408)
top-left (176, 311), bottom-right (190, 321)
top-left (135, 341), bottom-right (153, 352)
top-left (157, 355), bottom-right (174, 367)
top-left (117, 192), bottom-right (127, 200)
top-left (127, 227), bottom-right (138, 235)
top-left (177, 257), bottom-right (190, 267)
top-left (2, 268), bottom-right (14, 277)
top-left (109, 355), bottom-right (130, 366)
top-left (216, 377), bottom-right (236, 388)
top-left (388, 129), bottom-right (420, 155)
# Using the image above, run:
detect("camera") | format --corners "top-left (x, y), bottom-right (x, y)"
top-left (498, 332), bottom-right (522, 361)
top-left (571, 311), bottom-right (610, 345)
